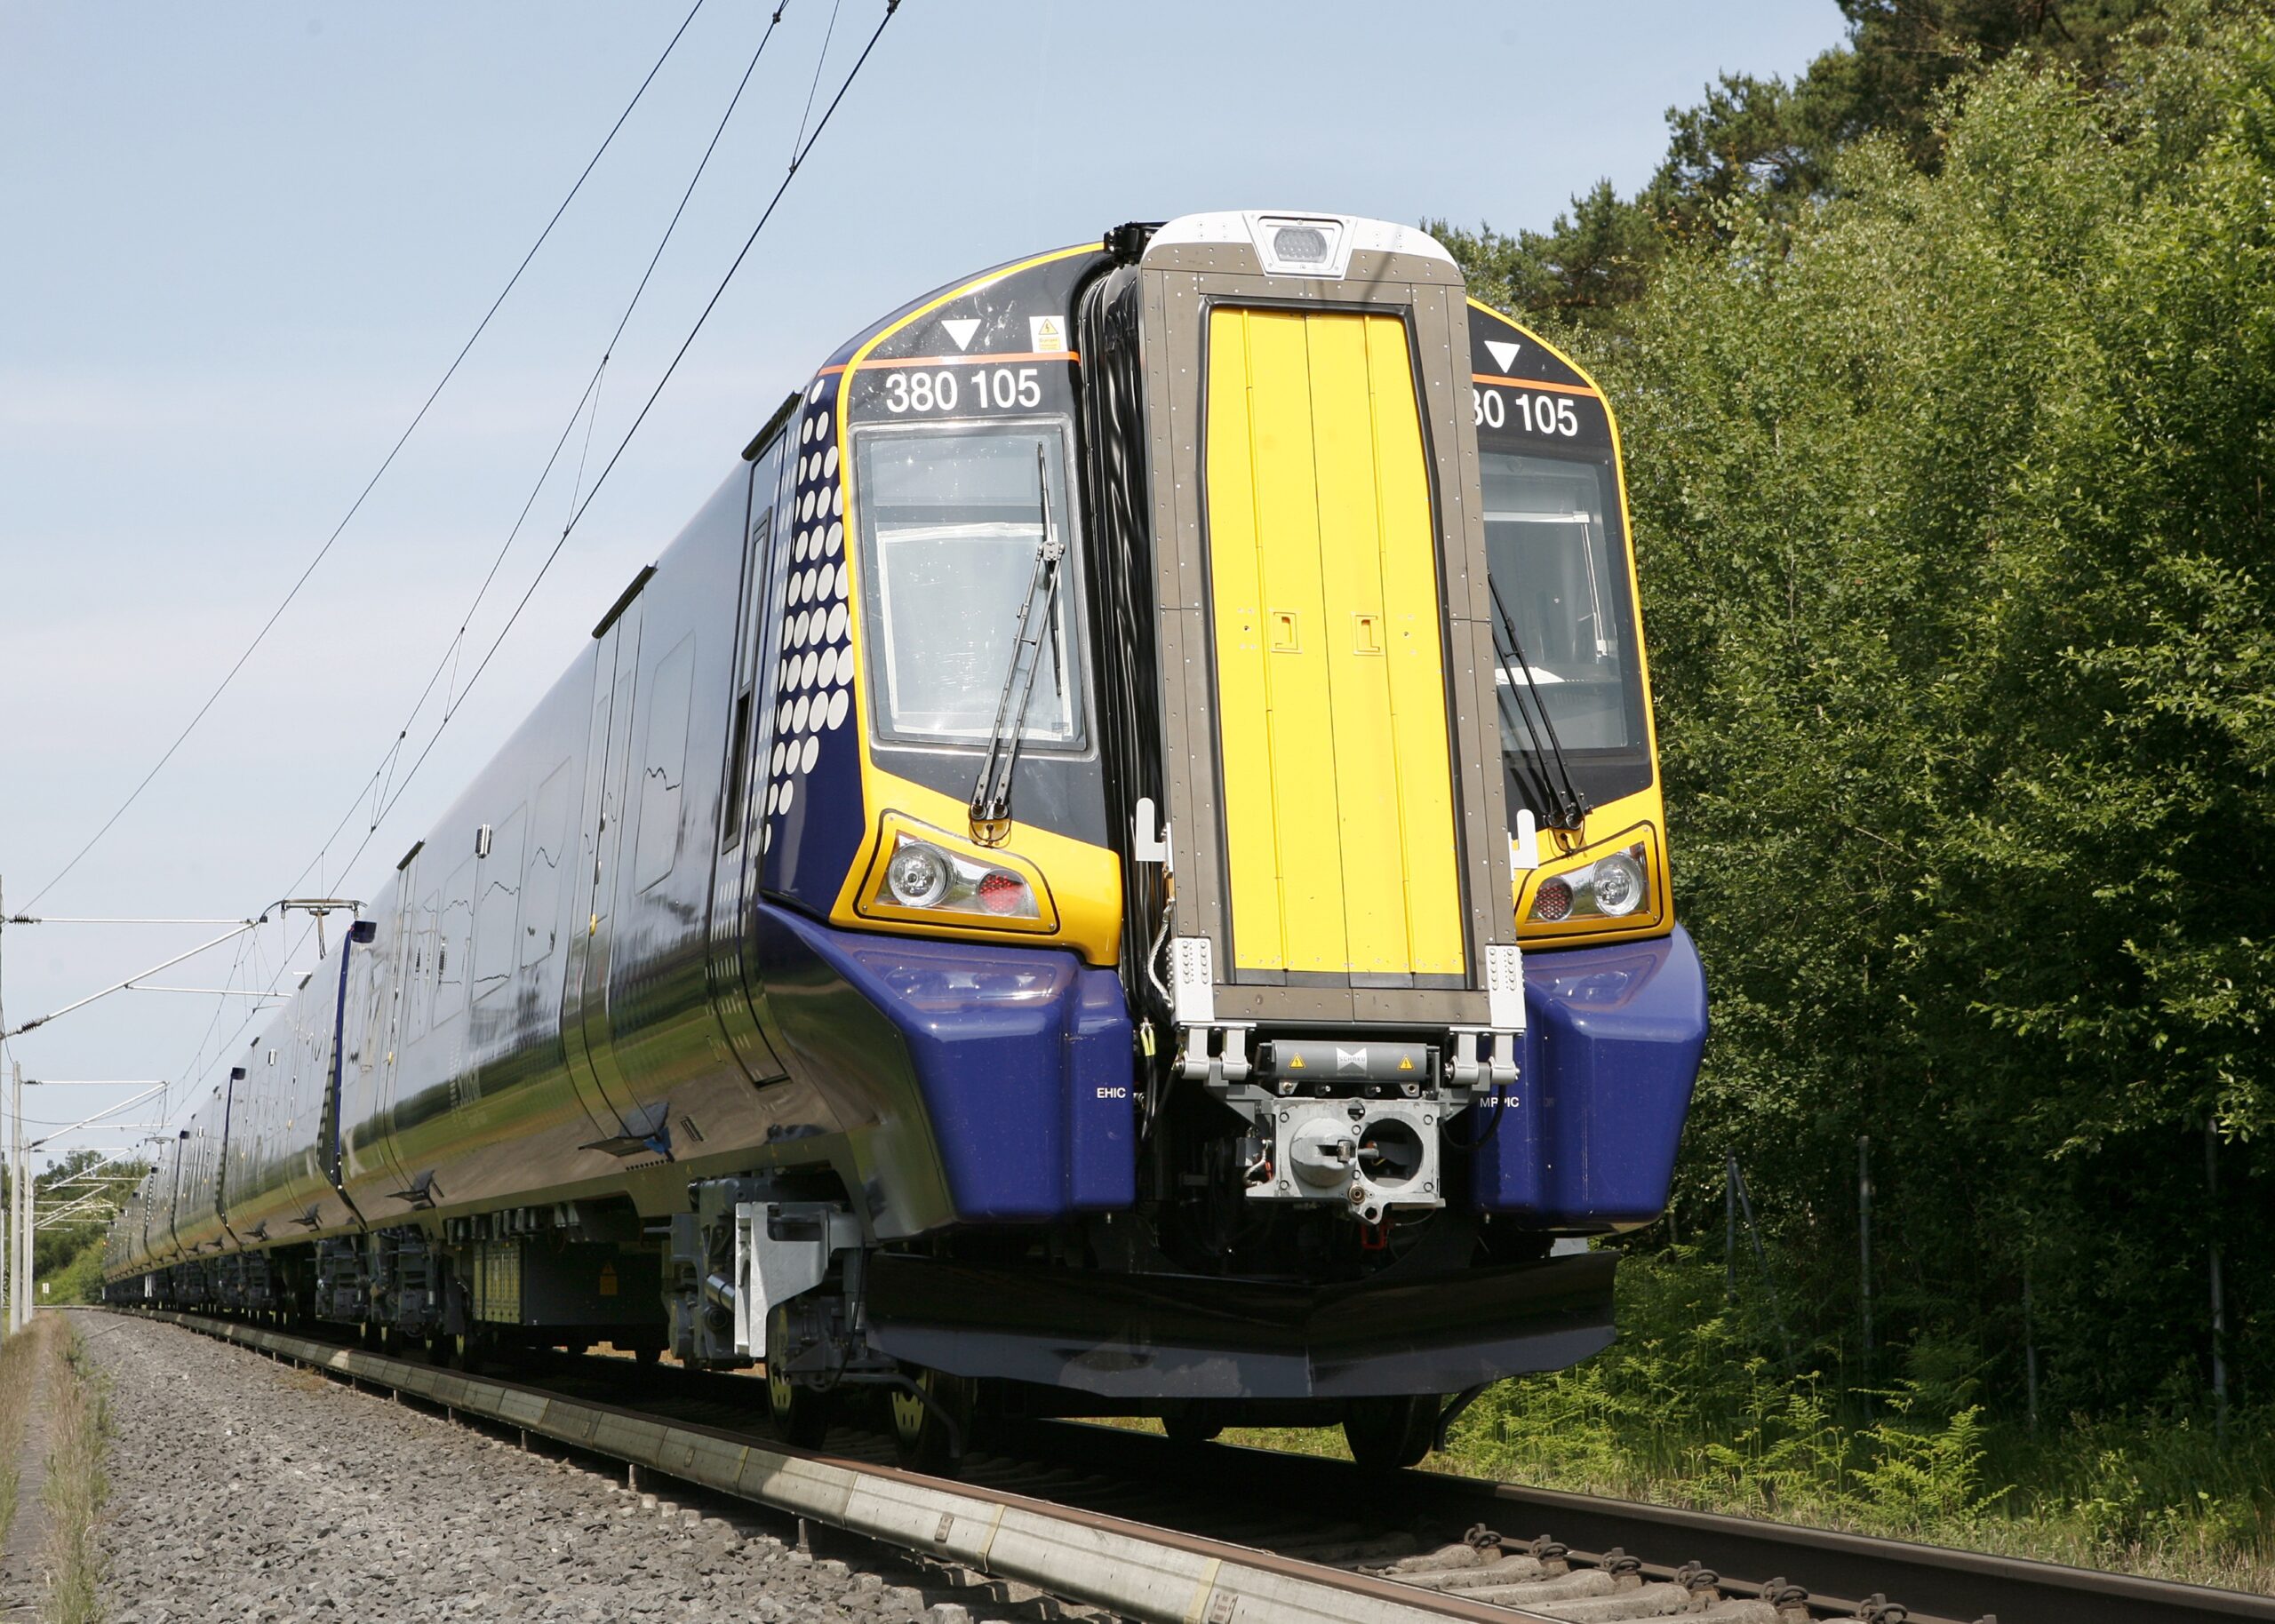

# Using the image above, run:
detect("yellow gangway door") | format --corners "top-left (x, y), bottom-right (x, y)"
top-left (1206, 306), bottom-right (1465, 977)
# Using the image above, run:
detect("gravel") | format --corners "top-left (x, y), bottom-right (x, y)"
top-left (78, 1313), bottom-right (1015, 1624)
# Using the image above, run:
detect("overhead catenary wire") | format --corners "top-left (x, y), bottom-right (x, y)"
top-left (155, 929), bottom-right (299, 1143)
top-left (11, 1114), bottom-right (168, 1130)
top-left (45, 3), bottom-right (902, 1166)
top-left (46, 4), bottom-right (778, 1151)
top-left (170, 932), bottom-right (256, 1112)
top-left (21, 0), bottom-right (711, 914)
top-left (0, 920), bottom-right (264, 1041)
top-left (26, 1086), bottom-right (168, 1152)
top-left (126, 909), bottom-right (289, 1143)
top-left (280, 0), bottom-right (903, 906)
top-left (6, 917), bottom-right (260, 927)
top-left (279, 0), bottom-right (796, 909)
top-left (789, 0), bottom-right (846, 158)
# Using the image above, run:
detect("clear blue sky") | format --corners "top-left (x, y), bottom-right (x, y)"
top-left (0, 1), bottom-right (1846, 1167)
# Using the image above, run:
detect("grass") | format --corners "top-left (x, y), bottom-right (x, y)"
top-left (0, 1315), bottom-right (41, 1562)
top-left (1101, 1249), bottom-right (2274, 1596)
top-left (37, 1316), bottom-right (110, 1624)
top-left (281, 1364), bottom-right (335, 1396)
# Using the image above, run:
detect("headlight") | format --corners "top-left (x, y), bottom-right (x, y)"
top-left (1591, 853), bottom-right (1645, 917)
top-left (1528, 843), bottom-right (1649, 923)
top-left (884, 841), bottom-right (950, 908)
top-left (871, 832), bottom-right (1040, 921)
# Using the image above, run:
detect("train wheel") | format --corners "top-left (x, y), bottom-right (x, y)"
top-left (764, 1306), bottom-right (832, 1449)
top-left (1343, 1396), bottom-right (1436, 1471)
top-left (890, 1366), bottom-right (971, 1476)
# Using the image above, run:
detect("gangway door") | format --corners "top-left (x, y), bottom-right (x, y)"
top-left (1132, 217), bottom-right (1521, 1032)
top-left (1204, 307), bottom-right (1465, 979)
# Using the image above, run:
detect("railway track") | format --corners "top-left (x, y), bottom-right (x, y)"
top-left (125, 1310), bottom-right (2275, 1624)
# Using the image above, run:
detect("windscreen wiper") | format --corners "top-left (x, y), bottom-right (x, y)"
top-left (969, 445), bottom-right (1064, 847)
top-left (1488, 577), bottom-right (1590, 832)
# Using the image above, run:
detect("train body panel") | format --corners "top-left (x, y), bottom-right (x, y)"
top-left (762, 904), bottom-right (1134, 1225)
top-left (220, 951), bottom-right (341, 1237)
top-left (1464, 926), bottom-right (1706, 1225)
top-left (337, 466), bottom-right (778, 1229)
top-left (106, 212), bottom-right (1707, 1441)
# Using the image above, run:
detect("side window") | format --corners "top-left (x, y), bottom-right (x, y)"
top-left (435, 858), bottom-right (475, 1024)
top-left (721, 689), bottom-right (754, 850)
top-left (473, 806), bottom-right (526, 1004)
top-left (722, 504), bottom-right (774, 852)
top-left (635, 635), bottom-right (696, 890)
top-left (523, 760), bottom-right (574, 966)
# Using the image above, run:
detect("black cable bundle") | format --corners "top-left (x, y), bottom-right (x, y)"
top-left (1074, 267), bottom-right (1167, 1013)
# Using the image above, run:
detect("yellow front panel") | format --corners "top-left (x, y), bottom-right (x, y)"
top-left (1206, 307), bottom-right (1465, 975)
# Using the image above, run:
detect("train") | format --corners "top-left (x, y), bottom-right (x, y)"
top-left (104, 211), bottom-right (1708, 1471)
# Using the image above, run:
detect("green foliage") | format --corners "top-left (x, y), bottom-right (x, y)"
top-left (1436, 0), bottom-right (2172, 334)
top-left (1440, 0), bottom-right (2275, 1429)
top-left (1589, 2), bottom-right (2275, 1415)
top-left (40, 1238), bottom-right (106, 1306)
top-left (1432, 185), bottom-right (1660, 334)
top-left (12, 1149), bottom-right (148, 1290)
top-left (1445, 1254), bottom-right (2274, 1587)
top-left (0, 1322), bottom-right (34, 1572)
top-left (1453, 1251), bottom-right (2002, 1536)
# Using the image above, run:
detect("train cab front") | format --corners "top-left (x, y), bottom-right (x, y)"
top-left (746, 212), bottom-right (1704, 1439)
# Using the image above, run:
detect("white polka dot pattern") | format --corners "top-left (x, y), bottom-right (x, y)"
top-left (762, 384), bottom-right (858, 861)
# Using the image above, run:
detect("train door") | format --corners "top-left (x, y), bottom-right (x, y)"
top-left (1202, 306), bottom-right (1465, 978)
top-left (323, 921), bottom-right (381, 1218)
top-left (1130, 219), bottom-right (1521, 1045)
top-left (562, 606), bottom-right (646, 1134)
top-left (713, 428), bottom-right (791, 1083)
top-left (343, 876), bottom-right (417, 1203)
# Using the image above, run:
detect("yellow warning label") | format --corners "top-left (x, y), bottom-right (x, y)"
top-left (1399, 1056), bottom-right (1415, 1071)
top-left (1028, 314), bottom-right (1068, 354)
top-left (597, 1262), bottom-right (618, 1298)
top-left (1289, 1054), bottom-right (1306, 1069)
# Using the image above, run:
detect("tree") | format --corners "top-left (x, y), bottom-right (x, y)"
top-left (1444, 0), bottom-right (2175, 337)
top-left (1591, 5), bottom-right (2275, 1410)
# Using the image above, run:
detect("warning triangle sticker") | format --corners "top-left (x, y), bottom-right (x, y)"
top-left (941, 318), bottom-right (980, 352)
top-left (1484, 338), bottom-right (1521, 373)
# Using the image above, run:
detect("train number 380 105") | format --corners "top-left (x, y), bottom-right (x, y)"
top-left (883, 365), bottom-right (1042, 414)
top-left (1473, 385), bottom-right (1578, 437)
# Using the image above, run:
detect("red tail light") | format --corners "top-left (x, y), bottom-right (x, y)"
top-left (977, 871), bottom-right (1028, 915)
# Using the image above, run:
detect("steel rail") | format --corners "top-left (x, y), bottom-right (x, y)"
top-left (120, 1310), bottom-right (1558, 1624)
top-left (1018, 1415), bottom-right (2275, 1624)
top-left (116, 1310), bottom-right (2275, 1624)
